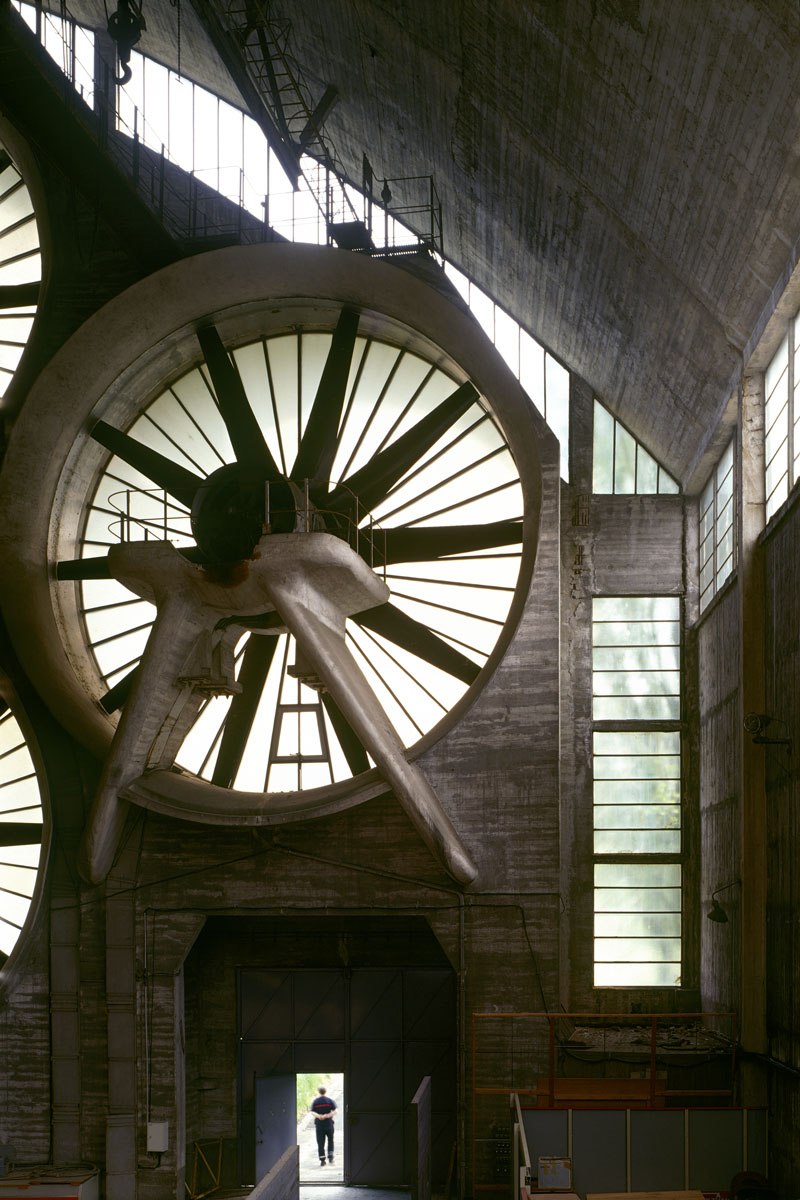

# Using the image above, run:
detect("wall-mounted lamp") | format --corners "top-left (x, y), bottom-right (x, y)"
top-left (743, 711), bottom-right (792, 751)
top-left (706, 880), bottom-right (740, 923)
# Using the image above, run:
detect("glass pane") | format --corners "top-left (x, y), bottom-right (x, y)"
top-left (593, 596), bottom-right (680, 622)
top-left (594, 962), bottom-right (682, 986)
top-left (765, 409), bottom-right (788, 463)
top-left (545, 353), bottom-right (570, 481)
top-left (593, 779), bottom-right (680, 804)
top-left (594, 829), bottom-right (681, 853)
top-left (592, 670), bottom-right (680, 697)
top-left (595, 912), bottom-right (680, 937)
top-left (765, 333), bottom-right (789, 400)
top-left (593, 695), bottom-right (680, 720)
top-left (614, 424), bottom-right (636, 493)
top-left (593, 886), bottom-right (682, 912)
top-left (593, 754), bottom-right (680, 780)
top-left (519, 331), bottom-right (545, 415)
top-left (595, 863), bottom-right (681, 887)
top-left (593, 730), bottom-right (680, 755)
top-left (594, 937), bottom-right (681, 962)
top-left (594, 804), bottom-right (681, 829)
top-left (718, 439), bottom-right (734, 477)
top-left (593, 645), bottom-right (680, 671)
top-left (658, 470), bottom-right (679, 495)
top-left (493, 308), bottom-right (519, 374)
top-left (593, 401), bottom-right (614, 494)
top-left (636, 445), bottom-right (659, 493)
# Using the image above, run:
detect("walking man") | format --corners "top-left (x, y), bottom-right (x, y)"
top-left (311, 1085), bottom-right (336, 1165)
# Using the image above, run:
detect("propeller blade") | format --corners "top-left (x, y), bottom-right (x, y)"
top-left (100, 667), bottom-right (140, 713)
top-left (359, 520), bottom-right (524, 566)
top-left (56, 545), bottom-right (209, 582)
top-left (0, 821), bottom-right (43, 846)
top-left (56, 557), bottom-right (112, 581)
top-left (331, 381), bottom-right (478, 514)
top-left (0, 281), bottom-right (39, 307)
top-left (91, 420), bottom-right (204, 509)
top-left (211, 635), bottom-right (278, 788)
top-left (354, 602), bottom-right (480, 685)
top-left (291, 309), bottom-right (359, 482)
top-left (320, 692), bottom-right (369, 775)
top-left (197, 325), bottom-right (281, 477)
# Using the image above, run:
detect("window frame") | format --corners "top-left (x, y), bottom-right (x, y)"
top-left (591, 594), bottom-right (684, 989)
top-left (698, 438), bottom-right (736, 612)
top-left (592, 399), bottom-right (680, 496)
top-left (763, 317), bottom-right (800, 522)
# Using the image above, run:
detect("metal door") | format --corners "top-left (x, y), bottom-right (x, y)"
top-left (346, 968), bottom-right (455, 1184)
top-left (254, 1073), bottom-right (297, 1182)
top-left (238, 965), bottom-right (455, 1187)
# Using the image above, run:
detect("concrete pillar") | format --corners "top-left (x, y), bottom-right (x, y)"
top-left (738, 375), bottom-right (767, 1054)
top-left (105, 821), bottom-right (142, 1200)
top-left (137, 911), bottom-right (205, 1200)
top-left (50, 889), bottom-right (81, 1162)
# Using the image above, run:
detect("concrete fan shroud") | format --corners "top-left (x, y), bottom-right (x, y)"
top-left (0, 243), bottom-right (544, 829)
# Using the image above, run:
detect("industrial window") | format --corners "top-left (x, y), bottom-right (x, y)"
top-left (0, 702), bottom-right (44, 965)
top-left (0, 144), bottom-right (41, 399)
top-left (698, 440), bottom-right (735, 612)
top-left (764, 324), bottom-right (800, 521)
top-left (592, 400), bottom-right (679, 495)
top-left (443, 263), bottom-right (570, 482)
top-left (592, 597), bottom-right (682, 987)
top-left (12, 2), bottom-right (94, 107)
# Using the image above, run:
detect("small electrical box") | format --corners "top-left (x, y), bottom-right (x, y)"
top-left (537, 1156), bottom-right (572, 1190)
top-left (146, 1121), bottom-right (169, 1154)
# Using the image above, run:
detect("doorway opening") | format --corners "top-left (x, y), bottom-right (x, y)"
top-left (297, 1073), bottom-right (344, 1183)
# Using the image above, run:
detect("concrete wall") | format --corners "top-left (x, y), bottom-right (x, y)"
top-left (696, 581), bottom-right (741, 1016)
top-left (761, 497), bottom-right (800, 1193)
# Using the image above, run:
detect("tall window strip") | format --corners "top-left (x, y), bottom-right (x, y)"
top-left (443, 264), bottom-right (570, 482)
top-left (593, 400), bottom-right (679, 495)
top-left (699, 440), bottom-right (735, 612)
top-left (592, 597), bottom-right (682, 987)
top-left (765, 331), bottom-right (791, 521)
top-left (10, 2), bottom-right (574, 480)
top-left (12, 2), bottom-right (95, 106)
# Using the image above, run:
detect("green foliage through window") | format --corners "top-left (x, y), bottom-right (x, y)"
top-left (592, 597), bottom-right (682, 988)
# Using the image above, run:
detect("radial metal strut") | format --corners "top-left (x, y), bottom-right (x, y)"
top-left (78, 533), bottom-right (478, 887)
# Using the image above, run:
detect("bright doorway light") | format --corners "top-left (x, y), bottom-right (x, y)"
top-left (297, 1072), bottom-right (344, 1183)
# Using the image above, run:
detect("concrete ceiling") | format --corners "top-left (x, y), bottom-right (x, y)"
top-left (56, 0), bottom-right (800, 486)
top-left (276, 0), bottom-right (800, 487)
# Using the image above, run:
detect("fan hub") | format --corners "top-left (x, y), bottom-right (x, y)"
top-left (190, 464), bottom-right (301, 562)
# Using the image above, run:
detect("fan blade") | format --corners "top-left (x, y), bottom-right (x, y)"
top-left (100, 667), bottom-right (140, 713)
top-left (360, 520), bottom-right (524, 566)
top-left (0, 281), bottom-right (39, 307)
top-left (0, 822), bottom-right (43, 846)
top-left (211, 635), bottom-right (277, 788)
top-left (91, 420), bottom-right (204, 509)
top-left (197, 325), bottom-right (281, 477)
top-left (354, 602), bottom-right (480, 685)
top-left (291, 309), bottom-right (359, 483)
top-left (56, 557), bottom-right (112, 581)
top-left (56, 545), bottom-right (209, 582)
top-left (332, 381), bottom-right (478, 513)
top-left (0, 699), bottom-right (8, 718)
top-left (320, 692), bottom-right (369, 775)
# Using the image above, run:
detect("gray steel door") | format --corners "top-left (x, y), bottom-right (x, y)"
top-left (254, 1074), bottom-right (297, 1182)
top-left (238, 965), bottom-right (455, 1187)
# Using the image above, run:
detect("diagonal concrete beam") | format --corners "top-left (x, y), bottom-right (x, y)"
top-left (79, 533), bottom-right (477, 886)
